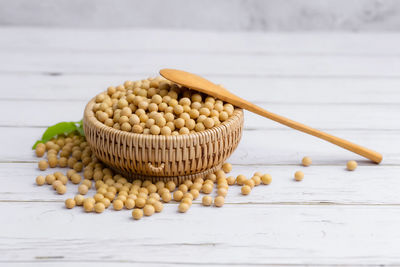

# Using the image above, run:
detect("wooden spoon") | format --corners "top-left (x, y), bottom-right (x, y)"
top-left (160, 68), bottom-right (382, 164)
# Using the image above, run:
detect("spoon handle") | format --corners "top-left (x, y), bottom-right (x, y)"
top-left (159, 68), bottom-right (382, 163)
top-left (230, 95), bottom-right (383, 164)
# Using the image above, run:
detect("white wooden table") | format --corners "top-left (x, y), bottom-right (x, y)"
top-left (1, 27), bottom-right (399, 266)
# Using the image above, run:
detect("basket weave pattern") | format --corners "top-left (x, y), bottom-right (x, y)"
top-left (83, 98), bottom-right (244, 183)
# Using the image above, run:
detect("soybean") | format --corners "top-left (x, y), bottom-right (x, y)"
top-left (347, 160), bottom-right (357, 171)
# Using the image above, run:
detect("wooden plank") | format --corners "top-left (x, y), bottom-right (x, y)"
top-left (1, 27), bottom-right (400, 55)
top-left (2, 73), bottom-right (400, 104)
top-left (1, 0), bottom-right (400, 34)
top-left (0, 100), bottom-right (397, 130)
top-left (2, 163), bottom-right (399, 204)
top-left (1, 202), bottom-right (400, 265)
top-left (5, 127), bottom-right (397, 164)
top-left (3, 50), bottom-right (400, 77)
top-left (0, 28), bottom-right (397, 266)
top-left (0, 263), bottom-right (201, 267)
top-left (0, 263), bottom-right (220, 267)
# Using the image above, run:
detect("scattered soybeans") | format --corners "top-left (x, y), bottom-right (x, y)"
top-left (226, 176), bottom-right (235, 185)
top-left (84, 197), bottom-right (95, 205)
top-left (165, 181), bottom-right (176, 192)
top-left (178, 184), bottom-right (188, 193)
top-left (236, 175), bottom-right (246, 185)
top-left (52, 180), bottom-right (63, 190)
top-left (202, 196), bottom-right (212, 206)
top-left (38, 160), bottom-right (48, 171)
top-left (125, 198), bottom-right (135, 209)
top-left (201, 183), bottom-right (213, 194)
top-left (146, 198), bottom-right (157, 206)
top-left (83, 201), bottom-right (94, 212)
top-left (254, 172), bottom-right (262, 177)
top-left (261, 174), bottom-right (272, 185)
top-left (74, 194), bottom-right (85, 206)
top-left (67, 170), bottom-right (76, 179)
top-left (132, 208), bottom-right (143, 220)
top-left (78, 184), bottom-right (89, 195)
top-left (33, 138), bottom-right (284, 219)
top-left (31, 128), bottom-right (285, 220)
top-left (244, 179), bottom-right (255, 188)
top-left (48, 157), bottom-right (58, 168)
top-left (206, 173), bottom-right (217, 182)
top-left (251, 175), bottom-right (261, 186)
top-left (215, 170), bottom-right (226, 180)
top-left (214, 196), bottom-right (225, 207)
top-left (347, 160), bottom-right (358, 171)
top-left (45, 174), bottom-right (56, 185)
top-left (113, 199), bottom-right (124, 211)
top-left (99, 198), bottom-right (110, 208)
top-left (178, 203), bottom-right (190, 213)
top-left (222, 163), bottom-right (232, 173)
top-left (70, 173), bottom-right (82, 184)
top-left (241, 185), bottom-right (251, 195)
top-left (56, 185), bottom-right (67, 194)
top-left (94, 202), bottom-right (105, 213)
top-left (302, 156), bottom-right (312, 167)
top-left (173, 190), bottom-right (184, 201)
top-left (153, 201), bottom-right (163, 213)
top-left (54, 172), bottom-right (63, 179)
top-left (135, 197), bottom-right (146, 208)
top-left (143, 204), bottom-right (155, 216)
top-left (94, 193), bottom-right (104, 202)
top-left (181, 197), bottom-right (192, 206)
top-left (294, 171), bottom-right (304, 181)
top-left (58, 175), bottom-right (68, 185)
top-left (190, 189), bottom-right (200, 199)
top-left (35, 144), bottom-right (46, 157)
top-left (65, 198), bottom-right (76, 209)
top-left (183, 192), bottom-right (194, 201)
top-left (35, 175), bottom-right (45, 186)
top-left (81, 179), bottom-right (92, 188)
top-left (217, 188), bottom-right (228, 197)
top-left (161, 192), bottom-right (172, 203)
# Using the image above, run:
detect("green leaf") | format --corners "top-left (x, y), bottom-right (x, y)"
top-left (32, 140), bottom-right (43, 149)
top-left (41, 122), bottom-right (77, 142)
top-left (32, 120), bottom-right (85, 149)
top-left (76, 119), bottom-right (85, 136)
top-left (76, 124), bottom-right (85, 136)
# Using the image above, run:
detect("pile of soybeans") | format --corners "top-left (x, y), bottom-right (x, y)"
top-left (93, 76), bottom-right (237, 135)
top-left (34, 77), bottom-right (272, 220)
top-left (35, 133), bottom-right (272, 219)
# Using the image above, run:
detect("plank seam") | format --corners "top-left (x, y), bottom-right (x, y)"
top-left (0, 259), bottom-right (397, 266)
top-left (1, 200), bottom-right (400, 206)
top-left (2, 70), bottom-right (400, 79)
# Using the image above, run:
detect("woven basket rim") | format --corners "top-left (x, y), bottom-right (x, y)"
top-left (84, 96), bottom-right (243, 141)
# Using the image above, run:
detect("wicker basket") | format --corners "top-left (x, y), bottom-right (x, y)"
top-left (83, 97), bottom-right (244, 183)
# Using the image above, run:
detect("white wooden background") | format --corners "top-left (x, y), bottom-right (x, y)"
top-left (0, 27), bottom-right (399, 266)
top-left (2, 0), bottom-right (400, 31)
